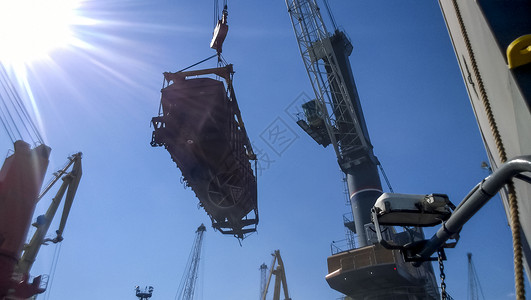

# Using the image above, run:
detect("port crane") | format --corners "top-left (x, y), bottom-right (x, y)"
top-left (175, 224), bottom-right (206, 300)
top-left (0, 64), bottom-right (83, 299)
top-left (467, 253), bottom-right (485, 300)
top-left (261, 250), bottom-right (290, 300)
top-left (0, 142), bottom-right (82, 300)
top-left (259, 263), bottom-right (267, 300)
top-left (285, 0), bottom-right (439, 298)
top-left (16, 152), bottom-right (82, 276)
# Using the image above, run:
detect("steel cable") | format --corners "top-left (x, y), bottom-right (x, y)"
top-left (1, 66), bottom-right (44, 143)
top-left (0, 64), bottom-right (44, 144)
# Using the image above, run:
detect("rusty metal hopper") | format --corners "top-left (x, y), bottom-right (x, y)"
top-left (151, 65), bottom-right (257, 239)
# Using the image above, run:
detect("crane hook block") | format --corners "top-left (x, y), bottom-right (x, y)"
top-left (210, 9), bottom-right (228, 53)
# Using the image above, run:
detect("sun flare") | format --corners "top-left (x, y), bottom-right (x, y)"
top-left (0, 0), bottom-right (83, 65)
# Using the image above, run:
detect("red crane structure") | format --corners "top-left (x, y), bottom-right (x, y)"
top-left (0, 65), bottom-right (82, 300)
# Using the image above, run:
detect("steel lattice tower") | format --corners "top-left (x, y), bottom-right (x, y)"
top-left (467, 253), bottom-right (485, 300)
top-left (175, 224), bottom-right (206, 300)
top-left (259, 263), bottom-right (268, 299)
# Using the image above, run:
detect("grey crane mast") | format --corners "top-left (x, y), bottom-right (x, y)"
top-left (286, 0), bottom-right (440, 299)
top-left (286, 0), bottom-right (381, 250)
top-left (135, 286), bottom-right (154, 300)
top-left (176, 224), bottom-right (206, 300)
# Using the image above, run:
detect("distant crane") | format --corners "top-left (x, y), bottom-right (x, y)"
top-left (259, 263), bottom-right (268, 300)
top-left (16, 152), bottom-right (82, 275)
top-left (467, 253), bottom-right (485, 300)
top-left (261, 250), bottom-right (291, 300)
top-left (286, 0), bottom-right (439, 298)
top-left (175, 224), bottom-right (206, 300)
top-left (135, 286), bottom-right (154, 300)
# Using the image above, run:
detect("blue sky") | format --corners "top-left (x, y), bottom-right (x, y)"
top-left (1, 0), bottom-right (528, 299)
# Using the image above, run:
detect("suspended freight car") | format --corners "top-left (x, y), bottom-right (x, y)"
top-left (151, 64), bottom-right (258, 239)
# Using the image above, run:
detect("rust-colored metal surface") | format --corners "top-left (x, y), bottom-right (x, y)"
top-left (151, 69), bottom-right (257, 239)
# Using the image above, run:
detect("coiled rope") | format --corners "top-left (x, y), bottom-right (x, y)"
top-left (450, 1), bottom-right (524, 298)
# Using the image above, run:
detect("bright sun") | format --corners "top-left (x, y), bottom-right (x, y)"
top-left (0, 0), bottom-right (82, 65)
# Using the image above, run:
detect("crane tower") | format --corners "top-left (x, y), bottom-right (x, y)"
top-left (259, 263), bottom-right (268, 300)
top-left (286, 0), bottom-right (381, 248)
top-left (175, 224), bottom-right (206, 300)
top-left (286, 0), bottom-right (439, 298)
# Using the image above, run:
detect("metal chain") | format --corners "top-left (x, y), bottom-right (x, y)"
top-left (438, 249), bottom-right (447, 300)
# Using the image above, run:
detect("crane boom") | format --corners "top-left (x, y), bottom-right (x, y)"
top-left (259, 263), bottom-right (267, 300)
top-left (0, 141), bottom-right (50, 299)
top-left (16, 152), bottom-right (82, 275)
top-left (286, 0), bottom-right (371, 169)
top-left (176, 224), bottom-right (206, 300)
top-left (287, 0), bottom-right (380, 249)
